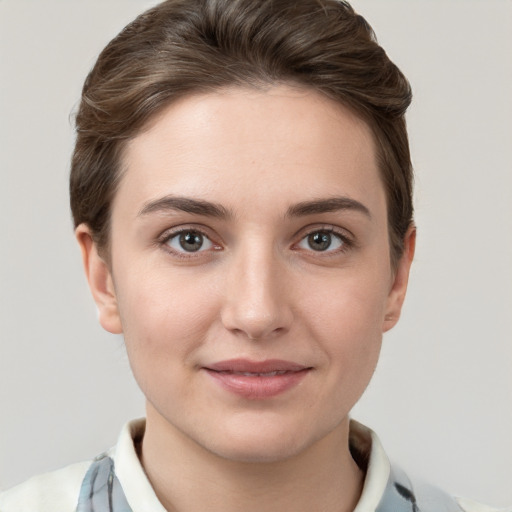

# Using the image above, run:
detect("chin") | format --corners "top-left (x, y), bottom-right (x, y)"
top-left (197, 415), bottom-right (336, 464)
top-left (207, 435), bottom-right (308, 464)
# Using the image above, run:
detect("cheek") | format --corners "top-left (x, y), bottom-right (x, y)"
top-left (113, 264), bottom-right (220, 376)
top-left (298, 269), bottom-right (388, 382)
top-left (301, 266), bottom-right (389, 336)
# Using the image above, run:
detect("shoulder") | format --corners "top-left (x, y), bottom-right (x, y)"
top-left (410, 476), bottom-right (511, 512)
top-left (0, 460), bottom-right (91, 512)
top-left (456, 497), bottom-right (512, 512)
top-left (0, 419), bottom-right (145, 512)
top-left (350, 421), bottom-right (510, 512)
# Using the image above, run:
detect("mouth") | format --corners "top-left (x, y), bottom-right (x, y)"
top-left (217, 370), bottom-right (291, 376)
top-left (202, 359), bottom-right (312, 399)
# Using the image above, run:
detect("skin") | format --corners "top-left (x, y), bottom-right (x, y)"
top-left (77, 85), bottom-right (415, 512)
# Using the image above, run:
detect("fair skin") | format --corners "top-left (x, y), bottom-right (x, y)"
top-left (77, 85), bottom-right (415, 512)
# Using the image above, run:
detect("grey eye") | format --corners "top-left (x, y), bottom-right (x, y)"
top-left (167, 230), bottom-right (213, 253)
top-left (299, 231), bottom-right (343, 252)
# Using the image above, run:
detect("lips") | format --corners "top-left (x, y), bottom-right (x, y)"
top-left (203, 359), bottom-right (311, 399)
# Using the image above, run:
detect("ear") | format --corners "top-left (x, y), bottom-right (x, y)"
top-left (382, 225), bottom-right (416, 333)
top-left (75, 224), bottom-right (123, 334)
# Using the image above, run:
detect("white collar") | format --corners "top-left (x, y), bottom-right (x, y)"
top-left (350, 420), bottom-right (392, 511)
top-left (111, 418), bottom-right (167, 512)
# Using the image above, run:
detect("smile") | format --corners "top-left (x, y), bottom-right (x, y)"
top-left (203, 359), bottom-right (312, 400)
top-left (219, 370), bottom-right (290, 377)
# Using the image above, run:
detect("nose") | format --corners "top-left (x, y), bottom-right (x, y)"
top-left (220, 244), bottom-right (293, 341)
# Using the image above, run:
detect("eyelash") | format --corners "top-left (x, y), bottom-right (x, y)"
top-left (158, 226), bottom-right (221, 260)
top-left (157, 225), bottom-right (354, 259)
top-left (294, 227), bottom-right (353, 256)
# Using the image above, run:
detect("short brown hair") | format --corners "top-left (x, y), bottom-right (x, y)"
top-left (70, 0), bottom-right (413, 266)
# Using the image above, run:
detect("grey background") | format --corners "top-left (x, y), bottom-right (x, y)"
top-left (1, 0), bottom-right (511, 507)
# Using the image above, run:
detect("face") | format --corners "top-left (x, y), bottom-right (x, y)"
top-left (78, 85), bottom-right (414, 463)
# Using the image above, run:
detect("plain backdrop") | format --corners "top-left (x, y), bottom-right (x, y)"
top-left (0, 0), bottom-right (511, 507)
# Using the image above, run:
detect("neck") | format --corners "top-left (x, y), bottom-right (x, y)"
top-left (140, 405), bottom-right (364, 512)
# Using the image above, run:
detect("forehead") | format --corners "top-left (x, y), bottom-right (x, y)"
top-left (116, 85), bottom-right (384, 219)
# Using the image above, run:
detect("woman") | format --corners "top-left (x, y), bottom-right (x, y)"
top-left (0, 1), bottom-right (509, 511)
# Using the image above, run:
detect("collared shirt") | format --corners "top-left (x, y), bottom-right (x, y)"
top-left (0, 419), bottom-right (508, 512)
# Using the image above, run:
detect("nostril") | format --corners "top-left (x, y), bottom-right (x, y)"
top-left (230, 323), bottom-right (289, 342)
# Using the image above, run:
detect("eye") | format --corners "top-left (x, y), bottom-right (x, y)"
top-left (166, 230), bottom-right (214, 253)
top-left (297, 230), bottom-right (345, 252)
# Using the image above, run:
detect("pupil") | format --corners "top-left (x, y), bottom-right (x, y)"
top-left (179, 231), bottom-right (203, 252)
top-left (309, 232), bottom-right (331, 251)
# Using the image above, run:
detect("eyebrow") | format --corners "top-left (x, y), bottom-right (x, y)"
top-left (138, 196), bottom-right (232, 219)
top-left (286, 197), bottom-right (371, 219)
top-left (138, 195), bottom-right (371, 220)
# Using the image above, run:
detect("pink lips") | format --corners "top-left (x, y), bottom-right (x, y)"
top-left (203, 359), bottom-right (311, 400)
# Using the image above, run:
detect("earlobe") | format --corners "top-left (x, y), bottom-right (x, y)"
top-left (75, 224), bottom-right (123, 334)
top-left (382, 225), bottom-right (416, 333)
